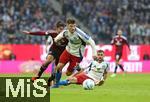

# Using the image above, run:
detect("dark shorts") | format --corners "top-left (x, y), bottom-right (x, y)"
top-left (115, 53), bottom-right (122, 61)
top-left (47, 48), bottom-right (64, 65)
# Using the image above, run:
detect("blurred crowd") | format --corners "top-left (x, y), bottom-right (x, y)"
top-left (0, 0), bottom-right (65, 44)
top-left (60, 0), bottom-right (150, 44)
top-left (0, 0), bottom-right (150, 44)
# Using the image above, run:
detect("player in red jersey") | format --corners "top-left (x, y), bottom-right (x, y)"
top-left (22, 21), bottom-right (68, 84)
top-left (110, 29), bottom-right (130, 77)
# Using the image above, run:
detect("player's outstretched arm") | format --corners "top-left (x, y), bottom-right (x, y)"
top-left (54, 30), bottom-right (65, 42)
top-left (76, 27), bottom-right (97, 58)
top-left (22, 30), bottom-right (30, 34)
top-left (21, 30), bottom-right (46, 36)
top-left (97, 71), bottom-right (108, 86)
top-left (88, 38), bottom-right (97, 58)
top-left (110, 38), bottom-right (115, 45)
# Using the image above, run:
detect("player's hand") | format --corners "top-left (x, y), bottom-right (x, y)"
top-left (22, 30), bottom-right (30, 34)
top-left (45, 30), bottom-right (51, 35)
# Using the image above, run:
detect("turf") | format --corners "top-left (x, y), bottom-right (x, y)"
top-left (50, 74), bottom-right (150, 102)
top-left (0, 73), bottom-right (150, 102)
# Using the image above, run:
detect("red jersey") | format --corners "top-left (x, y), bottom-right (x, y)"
top-left (28, 30), bottom-right (68, 52)
top-left (111, 35), bottom-right (130, 54)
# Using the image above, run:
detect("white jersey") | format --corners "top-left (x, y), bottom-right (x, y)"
top-left (84, 60), bottom-right (109, 84)
top-left (54, 27), bottom-right (97, 57)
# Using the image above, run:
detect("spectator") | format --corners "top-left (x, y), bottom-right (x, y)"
top-left (0, 0), bottom-right (149, 45)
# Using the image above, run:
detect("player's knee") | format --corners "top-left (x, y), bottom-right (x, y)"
top-left (67, 77), bottom-right (77, 83)
top-left (42, 61), bottom-right (51, 68)
top-left (56, 63), bottom-right (65, 71)
top-left (46, 55), bottom-right (54, 62)
top-left (66, 71), bottom-right (72, 76)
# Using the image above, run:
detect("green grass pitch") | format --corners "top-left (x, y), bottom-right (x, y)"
top-left (50, 74), bottom-right (150, 102)
top-left (0, 73), bottom-right (150, 102)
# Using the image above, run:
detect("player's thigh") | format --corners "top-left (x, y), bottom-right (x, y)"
top-left (42, 55), bottom-right (54, 67)
top-left (55, 57), bottom-right (59, 66)
top-left (66, 56), bottom-right (81, 75)
top-left (67, 77), bottom-right (77, 84)
top-left (66, 61), bottom-right (80, 76)
top-left (56, 62), bottom-right (65, 71)
top-left (66, 71), bottom-right (72, 76)
top-left (59, 50), bottom-right (70, 64)
top-left (115, 53), bottom-right (122, 63)
top-left (74, 72), bottom-right (91, 84)
top-left (53, 52), bottom-right (61, 65)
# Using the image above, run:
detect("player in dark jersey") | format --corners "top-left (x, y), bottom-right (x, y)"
top-left (22, 21), bottom-right (68, 84)
top-left (110, 29), bottom-right (130, 77)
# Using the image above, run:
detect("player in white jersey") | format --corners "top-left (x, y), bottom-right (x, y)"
top-left (57, 50), bottom-right (109, 86)
top-left (50, 18), bottom-right (97, 88)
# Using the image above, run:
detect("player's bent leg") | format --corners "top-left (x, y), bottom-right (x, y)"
top-left (51, 50), bottom-right (70, 88)
top-left (31, 55), bottom-right (54, 82)
top-left (38, 55), bottom-right (54, 76)
top-left (55, 63), bottom-right (65, 71)
top-left (111, 61), bottom-right (118, 78)
top-left (74, 72), bottom-right (91, 84)
top-left (47, 72), bottom-right (56, 86)
top-left (66, 71), bottom-right (73, 76)
top-left (51, 63), bottom-right (65, 88)
top-left (57, 77), bottom-right (77, 86)
top-left (114, 60), bottom-right (119, 73)
top-left (66, 56), bottom-right (81, 76)
top-left (55, 63), bottom-right (65, 80)
top-left (118, 64), bottom-right (124, 71)
top-left (111, 56), bottom-right (120, 77)
top-left (67, 77), bottom-right (78, 84)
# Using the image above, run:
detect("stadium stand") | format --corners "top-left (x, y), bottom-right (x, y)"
top-left (0, 0), bottom-right (149, 44)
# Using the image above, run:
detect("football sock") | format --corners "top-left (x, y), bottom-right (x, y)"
top-left (38, 61), bottom-right (51, 77)
top-left (48, 72), bottom-right (55, 83)
top-left (55, 71), bottom-right (62, 85)
top-left (51, 63), bottom-right (55, 73)
top-left (58, 80), bottom-right (69, 86)
top-left (114, 65), bottom-right (118, 73)
top-left (38, 66), bottom-right (46, 78)
top-left (119, 64), bottom-right (124, 72)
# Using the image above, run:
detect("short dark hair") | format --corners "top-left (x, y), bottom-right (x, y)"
top-left (66, 18), bottom-right (76, 24)
top-left (56, 21), bottom-right (65, 28)
top-left (97, 50), bottom-right (104, 54)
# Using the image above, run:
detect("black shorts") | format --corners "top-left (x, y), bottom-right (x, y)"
top-left (115, 53), bottom-right (122, 61)
top-left (47, 49), bottom-right (63, 65)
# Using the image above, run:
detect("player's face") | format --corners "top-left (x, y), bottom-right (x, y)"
top-left (67, 23), bottom-right (76, 33)
top-left (56, 26), bottom-right (64, 33)
top-left (97, 52), bottom-right (104, 62)
top-left (117, 30), bottom-right (122, 36)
